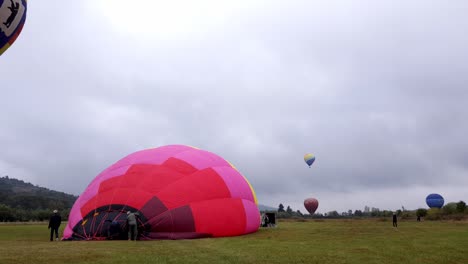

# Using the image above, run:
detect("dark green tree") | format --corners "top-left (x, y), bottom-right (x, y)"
top-left (416, 208), bottom-right (428, 217)
top-left (442, 203), bottom-right (457, 214)
top-left (286, 206), bottom-right (293, 214)
top-left (0, 204), bottom-right (14, 221)
top-left (328, 211), bottom-right (339, 217)
top-left (456, 201), bottom-right (466, 213)
top-left (354, 210), bottom-right (363, 216)
top-left (278, 203), bottom-right (285, 212)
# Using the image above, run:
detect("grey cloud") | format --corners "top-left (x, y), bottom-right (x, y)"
top-left (1, 0), bottom-right (467, 213)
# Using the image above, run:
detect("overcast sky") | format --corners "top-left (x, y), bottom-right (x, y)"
top-left (1, 0), bottom-right (468, 214)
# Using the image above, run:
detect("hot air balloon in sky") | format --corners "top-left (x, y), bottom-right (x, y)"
top-left (304, 154), bottom-right (315, 167)
top-left (304, 198), bottom-right (319, 215)
top-left (0, 0), bottom-right (27, 56)
top-left (63, 145), bottom-right (260, 240)
top-left (426, 193), bottom-right (444, 209)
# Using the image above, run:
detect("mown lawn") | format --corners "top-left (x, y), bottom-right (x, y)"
top-left (0, 219), bottom-right (467, 264)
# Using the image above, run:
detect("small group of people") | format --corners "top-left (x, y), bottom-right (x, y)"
top-left (392, 212), bottom-right (423, 228)
top-left (105, 211), bottom-right (140, 240)
top-left (47, 209), bottom-right (140, 241)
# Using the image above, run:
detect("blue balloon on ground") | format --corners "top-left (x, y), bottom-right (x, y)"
top-left (426, 193), bottom-right (444, 209)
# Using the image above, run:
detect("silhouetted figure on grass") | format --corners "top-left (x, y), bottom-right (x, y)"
top-left (48, 209), bottom-right (62, 241)
top-left (392, 213), bottom-right (398, 227)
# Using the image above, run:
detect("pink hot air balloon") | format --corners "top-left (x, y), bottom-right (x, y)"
top-left (62, 145), bottom-right (260, 240)
top-left (304, 198), bottom-right (319, 215)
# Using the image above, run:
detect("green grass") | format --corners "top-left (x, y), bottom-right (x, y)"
top-left (0, 219), bottom-right (467, 264)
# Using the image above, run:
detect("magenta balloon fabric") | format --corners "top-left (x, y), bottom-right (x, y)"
top-left (63, 145), bottom-right (259, 240)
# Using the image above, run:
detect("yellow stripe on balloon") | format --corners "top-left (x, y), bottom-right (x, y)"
top-left (244, 177), bottom-right (258, 205)
top-left (226, 160), bottom-right (237, 170)
top-left (0, 44), bottom-right (10, 55)
top-left (186, 145), bottom-right (199, 149)
top-left (226, 159), bottom-right (258, 205)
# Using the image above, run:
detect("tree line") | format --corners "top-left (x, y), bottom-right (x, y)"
top-left (271, 201), bottom-right (467, 220)
top-left (0, 176), bottom-right (77, 222)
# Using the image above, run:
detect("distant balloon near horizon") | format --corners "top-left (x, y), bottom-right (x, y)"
top-left (304, 154), bottom-right (315, 167)
top-left (304, 198), bottom-right (319, 215)
top-left (426, 193), bottom-right (444, 209)
top-left (0, 0), bottom-right (27, 56)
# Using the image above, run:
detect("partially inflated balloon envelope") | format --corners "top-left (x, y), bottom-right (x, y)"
top-left (304, 154), bottom-right (315, 167)
top-left (0, 0), bottom-right (27, 56)
top-left (426, 193), bottom-right (444, 209)
top-left (63, 145), bottom-right (260, 240)
top-left (304, 198), bottom-right (319, 215)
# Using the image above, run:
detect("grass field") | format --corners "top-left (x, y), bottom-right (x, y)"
top-left (1, 219), bottom-right (467, 264)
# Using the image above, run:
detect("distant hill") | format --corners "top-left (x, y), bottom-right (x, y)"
top-left (258, 204), bottom-right (277, 211)
top-left (0, 176), bottom-right (77, 212)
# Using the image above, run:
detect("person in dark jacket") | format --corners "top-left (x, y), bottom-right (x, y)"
top-left (392, 212), bottom-right (398, 227)
top-left (106, 220), bottom-right (122, 240)
top-left (48, 210), bottom-right (62, 241)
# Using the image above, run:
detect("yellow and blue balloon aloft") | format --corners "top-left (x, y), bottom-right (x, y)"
top-left (304, 153), bottom-right (315, 167)
top-left (0, 0), bottom-right (27, 56)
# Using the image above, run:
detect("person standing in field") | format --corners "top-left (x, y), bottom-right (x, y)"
top-left (48, 209), bottom-right (62, 241)
top-left (392, 212), bottom-right (398, 227)
top-left (261, 213), bottom-right (269, 227)
top-left (126, 211), bottom-right (139, 241)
